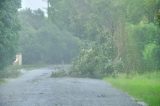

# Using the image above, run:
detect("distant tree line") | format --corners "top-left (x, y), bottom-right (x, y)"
top-left (18, 9), bottom-right (81, 64)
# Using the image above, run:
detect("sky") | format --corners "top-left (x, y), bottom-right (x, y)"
top-left (21, 0), bottom-right (47, 14)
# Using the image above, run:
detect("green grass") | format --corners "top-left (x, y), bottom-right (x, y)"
top-left (0, 65), bottom-right (22, 78)
top-left (20, 64), bottom-right (48, 71)
top-left (0, 64), bottom-right (44, 79)
top-left (104, 72), bottom-right (160, 106)
top-left (0, 79), bottom-right (5, 84)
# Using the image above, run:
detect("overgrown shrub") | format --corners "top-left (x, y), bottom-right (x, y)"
top-left (71, 33), bottom-right (116, 78)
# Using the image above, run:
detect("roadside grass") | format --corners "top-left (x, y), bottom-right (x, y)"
top-left (0, 64), bottom-right (49, 79)
top-left (20, 64), bottom-right (49, 71)
top-left (0, 79), bottom-right (5, 84)
top-left (0, 65), bottom-right (22, 78)
top-left (104, 72), bottom-right (160, 106)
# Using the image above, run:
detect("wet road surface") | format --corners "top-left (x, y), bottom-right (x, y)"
top-left (0, 68), bottom-right (139, 106)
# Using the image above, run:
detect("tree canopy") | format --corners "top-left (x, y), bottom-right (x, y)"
top-left (48, 0), bottom-right (160, 77)
top-left (18, 9), bottom-right (81, 64)
top-left (0, 0), bottom-right (21, 70)
top-left (1, 0), bottom-right (159, 77)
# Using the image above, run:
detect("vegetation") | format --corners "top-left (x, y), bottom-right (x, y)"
top-left (48, 0), bottom-right (160, 77)
top-left (0, 79), bottom-right (5, 84)
top-left (0, 0), bottom-right (21, 70)
top-left (18, 9), bottom-right (81, 65)
top-left (104, 72), bottom-right (160, 106)
top-left (51, 70), bottom-right (67, 78)
top-left (51, 65), bottom-right (71, 78)
top-left (20, 64), bottom-right (50, 70)
top-left (0, 0), bottom-right (159, 104)
top-left (47, 2), bottom-right (160, 104)
top-left (1, 0), bottom-right (158, 77)
top-left (0, 64), bottom-right (52, 79)
top-left (0, 65), bottom-right (21, 78)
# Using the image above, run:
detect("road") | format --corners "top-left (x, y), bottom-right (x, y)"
top-left (0, 67), bottom-right (139, 106)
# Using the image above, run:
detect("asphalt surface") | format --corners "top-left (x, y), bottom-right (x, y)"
top-left (0, 68), bottom-right (139, 106)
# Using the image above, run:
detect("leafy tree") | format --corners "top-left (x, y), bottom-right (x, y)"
top-left (157, 10), bottom-right (160, 26)
top-left (48, 0), bottom-right (160, 77)
top-left (0, 0), bottom-right (21, 70)
top-left (125, 22), bottom-right (159, 71)
top-left (18, 9), bottom-right (81, 64)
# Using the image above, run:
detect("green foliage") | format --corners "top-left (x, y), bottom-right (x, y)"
top-left (51, 71), bottom-right (67, 78)
top-left (18, 9), bottom-right (81, 64)
top-left (125, 22), bottom-right (159, 71)
top-left (71, 33), bottom-right (115, 78)
top-left (0, 0), bottom-right (21, 70)
top-left (143, 43), bottom-right (159, 69)
top-left (48, 0), bottom-right (118, 77)
top-left (0, 79), bottom-right (5, 84)
top-left (157, 10), bottom-right (160, 26)
top-left (0, 65), bottom-right (21, 78)
top-left (104, 72), bottom-right (160, 106)
top-left (48, 0), bottom-right (160, 77)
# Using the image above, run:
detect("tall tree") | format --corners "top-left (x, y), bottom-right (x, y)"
top-left (18, 9), bottom-right (81, 64)
top-left (0, 0), bottom-right (21, 70)
top-left (48, 0), bottom-right (160, 77)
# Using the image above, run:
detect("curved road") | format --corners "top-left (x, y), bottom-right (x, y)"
top-left (0, 68), bottom-right (139, 106)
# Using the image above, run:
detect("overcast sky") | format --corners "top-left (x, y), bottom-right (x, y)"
top-left (21, 0), bottom-right (47, 13)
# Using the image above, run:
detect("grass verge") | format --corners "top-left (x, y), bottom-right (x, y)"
top-left (104, 72), bottom-right (160, 106)
top-left (20, 64), bottom-right (49, 71)
top-left (0, 79), bottom-right (5, 84)
top-left (0, 65), bottom-right (22, 78)
top-left (0, 64), bottom-right (47, 79)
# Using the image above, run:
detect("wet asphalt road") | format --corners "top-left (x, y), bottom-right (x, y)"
top-left (0, 68), bottom-right (139, 106)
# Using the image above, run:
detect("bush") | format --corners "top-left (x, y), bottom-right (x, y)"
top-left (51, 71), bottom-right (67, 78)
top-left (71, 33), bottom-right (116, 78)
top-left (0, 65), bottom-right (21, 78)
